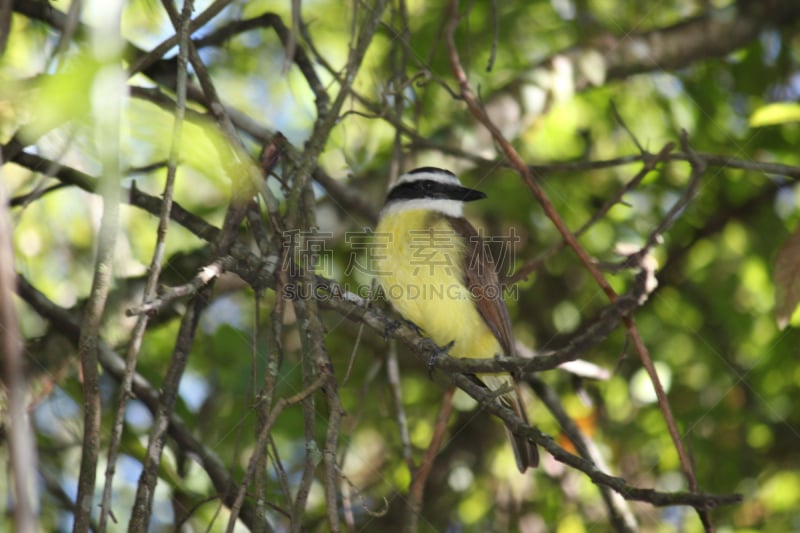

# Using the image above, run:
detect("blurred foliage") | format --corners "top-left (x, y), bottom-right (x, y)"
top-left (2, 0), bottom-right (800, 531)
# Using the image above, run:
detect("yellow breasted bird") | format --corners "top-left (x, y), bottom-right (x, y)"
top-left (374, 167), bottom-right (538, 472)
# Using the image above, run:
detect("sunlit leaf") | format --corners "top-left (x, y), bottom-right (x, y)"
top-left (749, 102), bottom-right (800, 127)
top-left (577, 49), bottom-right (607, 87)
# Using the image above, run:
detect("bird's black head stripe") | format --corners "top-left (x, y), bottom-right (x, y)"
top-left (385, 179), bottom-right (486, 203)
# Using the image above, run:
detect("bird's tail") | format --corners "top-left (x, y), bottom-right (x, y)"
top-left (476, 374), bottom-right (539, 471)
top-left (503, 385), bottom-right (539, 472)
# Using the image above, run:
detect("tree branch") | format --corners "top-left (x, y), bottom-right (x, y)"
top-left (454, 372), bottom-right (741, 510)
top-left (0, 151), bottom-right (37, 533)
top-left (71, 5), bottom-right (124, 529)
top-left (523, 1), bottom-right (800, 92)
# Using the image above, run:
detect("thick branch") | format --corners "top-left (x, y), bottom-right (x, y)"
top-left (529, 1), bottom-right (800, 91)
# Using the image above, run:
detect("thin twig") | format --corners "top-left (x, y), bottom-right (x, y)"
top-left (283, 0), bottom-right (300, 73)
top-left (323, 386), bottom-right (346, 533)
top-left (72, 4), bottom-right (124, 530)
top-left (225, 374), bottom-right (330, 533)
top-left (125, 257), bottom-right (233, 316)
top-left (297, 181), bottom-right (343, 532)
top-left (269, 436), bottom-right (294, 519)
top-left (250, 293), bottom-right (267, 533)
top-left (507, 142), bottom-right (675, 285)
top-left (46, 0), bottom-right (82, 67)
top-left (41, 468), bottom-right (100, 532)
top-left (611, 101), bottom-right (646, 154)
top-left (386, 342), bottom-right (413, 469)
top-left (128, 0), bottom-right (234, 76)
top-left (528, 376), bottom-right (637, 532)
top-left (407, 135), bottom-right (800, 180)
top-left (635, 131), bottom-right (707, 261)
top-left (129, 284), bottom-right (212, 532)
top-left (288, 284), bottom-right (335, 531)
top-left (404, 388), bottom-right (454, 533)
top-left (99, 1), bottom-right (194, 528)
top-left (486, 0), bottom-right (498, 72)
top-left (0, 0), bottom-right (12, 56)
top-left (342, 322), bottom-right (365, 385)
top-left (0, 156), bottom-right (37, 533)
top-left (194, 12), bottom-right (329, 118)
top-left (388, 0), bottom-right (410, 183)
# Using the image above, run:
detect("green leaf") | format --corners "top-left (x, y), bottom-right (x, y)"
top-left (749, 102), bottom-right (800, 127)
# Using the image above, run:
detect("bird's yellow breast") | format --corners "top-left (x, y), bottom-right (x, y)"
top-left (374, 209), bottom-right (501, 359)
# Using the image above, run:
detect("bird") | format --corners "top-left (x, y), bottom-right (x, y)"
top-left (374, 166), bottom-right (538, 472)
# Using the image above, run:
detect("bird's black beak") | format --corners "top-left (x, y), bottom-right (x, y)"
top-left (453, 185), bottom-right (487, 202)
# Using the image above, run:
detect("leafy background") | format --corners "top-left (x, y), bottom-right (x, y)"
top-left (2, 0), bottom-right (800, 531)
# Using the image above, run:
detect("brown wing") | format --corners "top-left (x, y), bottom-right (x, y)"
top-left (445, 216), bottom-right (516, 357)
top-left (447, 216), bottom-right (538, 470)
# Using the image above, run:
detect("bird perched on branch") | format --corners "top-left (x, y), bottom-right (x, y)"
top-left (374, 166), bottom-right (538, 472)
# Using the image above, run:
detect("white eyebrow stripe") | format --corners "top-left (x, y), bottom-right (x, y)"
top-left (394, 170), bottom-right (461, 187)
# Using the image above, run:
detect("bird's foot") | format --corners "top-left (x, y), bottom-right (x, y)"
top-left (384, 317), bottom-right (424, 341)
top-left (418, 339), bottom-right (455, 378)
